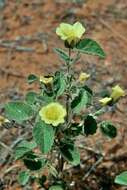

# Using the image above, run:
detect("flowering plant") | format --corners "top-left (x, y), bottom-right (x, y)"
top-left (2, 22), bottom-right (125, 189)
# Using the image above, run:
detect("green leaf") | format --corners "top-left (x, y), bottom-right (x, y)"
top-left (71, 87), bottom-right (92, 113)
top-left (54, 48), bottom-right (70, 62)
top-left (43, 92), bottom-right (54, 103)
top-left (75, 38), bottom-right (106, 58)
top-left (18, 171), bottom-right (30, 186)
top-left (115, 171), bottom-right (127, 186)
top-left (23, 152), bottom-right (46, 171)
top-left (83, 85), bottom-right (93, 104)
top-left (38, 175), bottom-right (47, 186)
top-left (15, 140), bottom-right (37, 160)
top-left (27, 74), bottom-right (38, 84)
top-left (25, 91), bottom-right (38, 105)
top-left (33, 121), bottom-right (55, 153)
top-left (54, 71), bottom-right (66, 97)
top-left (49, 185), bottom-right (63, 190)
top-left (60, 143), bottom-right (80, 166)
top-left (100, 121), bottom-right (117, 138)
top-left (83, 115), bottom-right (97, 135)
top-left (5, 102), bottom-right (34, 124)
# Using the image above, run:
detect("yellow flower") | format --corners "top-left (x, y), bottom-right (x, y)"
top-left (39, 102), bottom-right (66, 126)
top-left (40, 76), bottom-right (53, 84)
top-left (79, 72), bottom-right (90, 83)
top-left (111, 85), bottom-right (125, 101)
top-left (0, 115), bottom-right (10, 127)
top-left (56, 22), bottom-right (85, 44)
top-left (99, 97), bottom-right (112, 106)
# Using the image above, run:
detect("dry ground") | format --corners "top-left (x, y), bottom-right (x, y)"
top-left (0, 0), bottom-right (127, 189)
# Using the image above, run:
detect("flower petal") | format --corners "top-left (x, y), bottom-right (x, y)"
top-left (39, 102), bottom-right (66, 126)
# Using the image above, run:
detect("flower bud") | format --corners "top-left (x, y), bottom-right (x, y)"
top-left (40, 76), bottom-right (53, 85)
top-left (111, 85), bottom-right (125, 101)
top-left (99, 97), bottom-right (112, 106)
top-left (0, 115), bottom-right (10, 127)
top-left (79, 72), bottom-right (90, 83)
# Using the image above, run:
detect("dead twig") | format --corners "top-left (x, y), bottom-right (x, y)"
top-left (3, 164), bottom-right (20, 176)
top-left (1, 132), bottom-right (29, 167)
top-left (0, 129), bottom-right (8, 139)
top-left (0, 33), bottom-right (48, 53)
top-left (99, 18), bottom-right (127, 44)
top-left (0, 67), bottom-right (25, 78)
top-left (0, 40), bottom-right (35, 52)
top-left (83, 156), bottom-right (103, 180)
top-left (10, 132), bottom-right (29, 149)
top-left (78, 145), bottom-right (105, 157)
top-left (0, 141), bottom-right (13, 152)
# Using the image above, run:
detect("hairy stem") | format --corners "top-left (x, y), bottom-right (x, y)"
top-left (57, 49), bottom-right (72, 176)
top-left (66, 48), bottom-right (72, 124)
top-left (58, 153), bottom-right (64, 173)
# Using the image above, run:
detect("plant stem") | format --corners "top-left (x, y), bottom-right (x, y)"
top-left (66, 48), bottom-right (71, 124)
top-left (93, 107), bottom-right (106, 117)
top-left (58, 153), bottom-right (64, 173)
top-left (57, 49), bottom-right (72, 176)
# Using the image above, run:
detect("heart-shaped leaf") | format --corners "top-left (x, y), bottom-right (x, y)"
top-left (100, 121), bottom-right (117, 138)
top-left (18, 171), bottom-right (30, 186)
top-left (5, 102), bottom-right (34, 124)
top-left (33, 121), bottom-right (55, 153)
top-left (84, 115), bottom-right (97, 135)
top-left (54, 48), bottom-right (70, 62)
top-left (71, 87), bottom-right (92, 113)
top-left (15, 140), bottom-right (37, 160)
top-left (75, 38), bottom-right (106, 58)
top-left (60, 142), bottom-right (80, 166)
